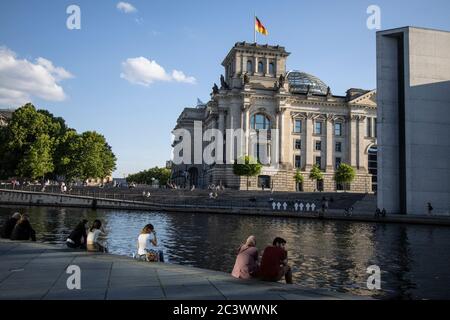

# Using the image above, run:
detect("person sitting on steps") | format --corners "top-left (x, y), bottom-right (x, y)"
top-left (258, 237), bottom-right (293, 284)
top-left (10, 214), bottom-right (36, 242)
top-left (0, 212), bottom-right (21, 239)
top-left (137, 224), bottom-right (164, 262)
top-left (86, 220), bottom-right (108, 252)
top-left (66, 219), bottom-right (88, 249)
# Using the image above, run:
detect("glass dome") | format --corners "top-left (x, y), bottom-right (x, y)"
top-left (286, 70), bottom-right (329, 95)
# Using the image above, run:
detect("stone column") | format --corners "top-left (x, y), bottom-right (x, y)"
top-left (218, 111), bottom-right (225, 164)
top-left (218, 111), bottom-right (225, 136)
top-left (244, 106), bottom-right (250, 155)
top-left (235, 54), bottom-right (241, 76)
top-left (326, 115), bottom-right (334, 171)
top-left (348, 115), bottom-right (358, 168)
top-left (358, 116), bottom-right (366, 171)
top-left (265, 57), bottom-right (270, 75)
top-left (305, 113), bottom-right (314, 170)
top-left (278, 108), bottom-right (286, 165)
top-left (275, 112), bottom-right (280, 164)
top-left (242, 55), bottom-right (247, 73)
top-left (225, 108), bottom-right (234, 164)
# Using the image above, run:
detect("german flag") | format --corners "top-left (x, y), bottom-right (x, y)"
top-left (255, 16), bottom-right (268, 36)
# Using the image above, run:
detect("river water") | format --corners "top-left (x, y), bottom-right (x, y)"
top-left (1, 205), bottom-right (449, 299)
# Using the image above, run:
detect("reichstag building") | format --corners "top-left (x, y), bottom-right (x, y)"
top-left (172, 42), bottom-right (377, 192)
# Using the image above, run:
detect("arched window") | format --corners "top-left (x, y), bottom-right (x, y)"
top-left (258, 61), bottom-right (264, 73)
top-left (247, 60), bottom-right (253, 73)
top-left (251, 114), bottom-right (271, 130)
top-left (269, 62), bottom-right (275, 75)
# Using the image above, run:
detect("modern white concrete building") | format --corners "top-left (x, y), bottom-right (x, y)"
top-left (377, 27), bottom-right (450, 215)
top-left (172, 42), bottom-right (377, 192)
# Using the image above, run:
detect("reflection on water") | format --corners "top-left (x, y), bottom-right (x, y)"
top-left (1, 205), bottom-right (449, 299)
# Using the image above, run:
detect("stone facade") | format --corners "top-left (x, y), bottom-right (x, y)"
top-left (172, 42), bottom-right (377, 192)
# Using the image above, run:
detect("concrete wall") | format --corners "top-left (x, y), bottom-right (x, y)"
top-left (376, 31), bottom-right (402, 214)
top-left (0, 190), bottom-right (152, 210)
top-left (377, 27), bottom-right (450, 215)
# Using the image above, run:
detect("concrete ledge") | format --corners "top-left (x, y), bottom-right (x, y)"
top-left (0, 240), bottom-right (368, 300)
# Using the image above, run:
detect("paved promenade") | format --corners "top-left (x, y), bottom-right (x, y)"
top-left (0, 240), bottom-right (368, 300)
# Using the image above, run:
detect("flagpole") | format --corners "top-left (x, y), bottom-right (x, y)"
top-left (253, 13), bottom-right (256, 43)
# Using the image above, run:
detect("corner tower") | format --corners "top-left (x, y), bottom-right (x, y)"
top-left (221, 42), bottom-right (290, 89)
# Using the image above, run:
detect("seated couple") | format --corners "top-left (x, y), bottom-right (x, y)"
top-left (231, 236), bottom-right (293, 284)
top-left (66, 219), bottom-right (108, 253)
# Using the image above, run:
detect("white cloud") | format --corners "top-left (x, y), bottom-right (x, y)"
top-left (0, 47), bottom-right (73, 108)
top-left (117, 2), bottom-right (137, 13)
top-left (36, 57), bottom-right (73, 81)
top-left (121, 57), bottom-right (196, 86)
top-left (172, 70), bottom-right (196, 84)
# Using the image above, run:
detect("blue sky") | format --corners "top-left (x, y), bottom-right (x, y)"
top-left (1, 0), bottom-right (449, 177)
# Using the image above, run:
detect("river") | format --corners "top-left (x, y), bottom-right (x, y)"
top-left (1, 205), bottom-right (449, 299)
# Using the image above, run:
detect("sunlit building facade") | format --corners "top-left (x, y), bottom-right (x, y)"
top-left (172, 42), bottom-right (377, 192)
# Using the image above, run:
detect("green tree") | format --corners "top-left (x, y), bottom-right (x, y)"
top-left (127, 167), bottom-right (171, 186)
top-left (309, 164), bottom-right (324, 192)
top-left (233, 155), bottom-right (262, 190)
top-left (0, 103), bottom-right (117, 182)
top-left (77, 131), bottom-right (117, 181)
top-left (294, 169), bottom-right (304, 191)
top-left (17, 134), bottom-right (54, 180)
top-left (334, 163), bottom-right (356, 192)
top-left (0, 103), bottom-right (67, 179)
top-left (54, 130), bottom-right (83, 181)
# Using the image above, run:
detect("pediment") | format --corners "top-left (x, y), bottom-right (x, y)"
top-left (348, 90), bottom-right (377, 107)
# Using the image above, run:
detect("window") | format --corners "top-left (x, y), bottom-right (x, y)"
top-left (315, 156), bottom-right (321, 168)
top-left (315, 141), bottom-right (321, 151)
top-left (335, 123), bottom-right (342, 136)
top-left (269, 62), bottom-right (275, 75)
top-left (315, 121), bottom-right (322, 135)
top-left (335, 142), bottom-right (342, 153)
top-left (335, 157), bottom-right (342, 169)
top-left (251, 114), bottom-right (271, 130)
top-left (367, 117), bottom-right (372, 137)
top-left (247, 60), bottom-right (253, 73)
top-left (295, 139), bottom-right (301, 150)
top-left (294, 119), bottom-right (302, 133)
top-left (258, 61), bottom-right (264, 73)
top-left (252, 114), bottom-right (270, 131)
top-left (295, 155), bottom-right (302, 168)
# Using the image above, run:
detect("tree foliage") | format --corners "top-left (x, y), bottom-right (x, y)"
top-left (233, 155), bottom-right (262, 190)
top-left (294, 169), bottom-right (304, 184)
top-left (17, 134), bottom-right (54, 180)
top-left (0, 103), bottom-right (116, 181)
top-left (334, 163), bottom-right (356, 191)
top-left (309, 164), bottom-right (324, 182)
top-left (127, 167), bottom-right (171, 186)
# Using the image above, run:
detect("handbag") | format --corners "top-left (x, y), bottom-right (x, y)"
top-left (145, 249), bottom-right (159, 262)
